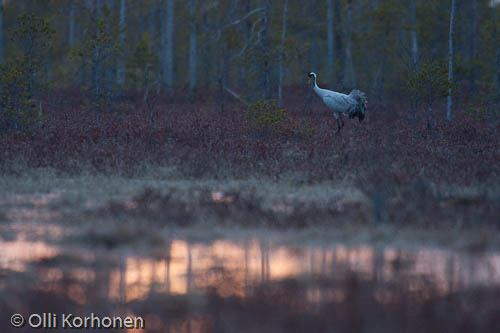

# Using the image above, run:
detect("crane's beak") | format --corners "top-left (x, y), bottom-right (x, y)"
top-left (307, 73), bottom-right (315, 86)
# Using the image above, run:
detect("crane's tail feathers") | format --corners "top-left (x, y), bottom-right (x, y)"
top-left (349, 89), bottom-right (367, 122)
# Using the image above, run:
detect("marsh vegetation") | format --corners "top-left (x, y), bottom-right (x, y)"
top-left (1, 0), bottom-right (500, 332)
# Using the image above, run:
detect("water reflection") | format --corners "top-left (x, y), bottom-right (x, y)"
top-left (101, 240), bottom-right (500, 302)
top-left (2, 232), bottom-right (500, 301)
top-left (1, 222), bottom-right (500, 332)
top-left (0, 224), bottom-right (61, 272)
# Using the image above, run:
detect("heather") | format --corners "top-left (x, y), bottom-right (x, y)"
top-left (1, 2), bottom-right (500, 332)
top-left (1, 87), bottom-right (499, 230)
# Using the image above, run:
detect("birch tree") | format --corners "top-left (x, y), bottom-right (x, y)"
top-left (278, 0), bottom-right (288, 107)
top-left (410, 0), bottom-right (418, 69)
top-left (261, 0), bottom-right (272, 99)
top-left (497, 43), bottom-right (500, 118)
top-left (96, 0), bottom-right (102, 21)
top-left (68, 1), bottom-right (75, 47)
top-left (310, 0), bottom-right (319, 72)
top-left (327, 0), bottom-right (335, 88)
top-left (344, 0), bottom-right (355, 90)
top-left (446, 0), bottom-right (456, 122)
top-left (0, 0), bottom-right (4, 65)
top-left (408, 0), bottom-right (419, 121)
top-left (117, 0), bottom-right (126, 86)
top-left (469, 0), bottom-right (478, 86)
top-left (470, 0), bottom-right (478, 60)
top-left (189, 0), bottom-right (197, 95)
top-left (162, 0), bottom-right (175, 95)
top-left (495, 7), bottom-right (500, 118)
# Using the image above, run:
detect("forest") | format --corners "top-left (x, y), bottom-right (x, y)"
top-left (0, 1), bottom-right (500, 332)
top-left (0, 0), bottom-right (498, 225)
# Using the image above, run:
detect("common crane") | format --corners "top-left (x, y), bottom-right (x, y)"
top-left (308, 72), bottom-right (367, 132)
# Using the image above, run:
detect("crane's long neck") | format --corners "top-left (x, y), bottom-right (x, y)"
top-left (312, 76), bottom-right (323, 97)
top-left (312, 75), bottom-right (318, 89)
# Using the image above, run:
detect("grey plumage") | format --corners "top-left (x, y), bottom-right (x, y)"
top-left (308, 72), bottom-right (367, 132)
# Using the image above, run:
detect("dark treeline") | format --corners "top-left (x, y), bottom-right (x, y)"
top-left (0, 1), bottom-right (499, 231)
top-left (0, 0), bottom-right (499, 193)
top-left (1, 0), bottom-right (500, 117)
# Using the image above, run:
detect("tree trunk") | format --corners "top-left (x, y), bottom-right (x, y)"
top-left (261, 0), bottom-right (272, 99)
top-left (0, 0), bottom-right (3, 65)
top-left (162, 0), bottom-right (175, 95)
top-left (496, 9), bottom-right (500, 120)
top-left (310, 0), bottom-right (318, 72)
top-left (96, 0), bottom-right (102, 21)
top-left (344, 0), bottom-right (355, 90)
top-left (468, 0), bottom-right (478, 88)
top-left (334, 0), bottom-right (343, 79)
top-left (94, 0), bottom-right (103, 128)
top-left (497, 43), bottom-right (500, 120)
top-left (240, 0), bottom-right (251, 92)
top-left (161, 0), bottom-right (167, 86)
top-left (470, 0), bottom-right (478, 60)
top-left (68, 1), bottom-right (75, 48)
top-left (215, 43), bottom-right (225, 113)
top-left (327, 0), bottom-right (336, 89)
top-left (278, 0), bottom-right (289, 107)
top-left (149, 2), bottom-right (160, 67)
top-left (410, 0), bottom-right (418, 69)
top-left (189, 0), bottom-right (197, 94)
top-left (370, 0), bottom-right (384, 99)
top-left (447, 0), bottom-right (456, 122)
top-left (117, 0), bottom-right (126, 87)
top-left (201, 3), bottom-right (211, 89)
top-left (0, 0), bottom-right (4, 65)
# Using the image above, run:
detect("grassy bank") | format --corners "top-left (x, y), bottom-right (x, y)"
top-left (1, 169), bottom-right (499, 251)
top-left (1, 90), bottom-right (499, 247)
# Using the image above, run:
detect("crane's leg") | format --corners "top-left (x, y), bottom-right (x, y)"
top-left (334, 113), bottom-right (344, 133)
top-left (333, 112), bottom-right (340, 133)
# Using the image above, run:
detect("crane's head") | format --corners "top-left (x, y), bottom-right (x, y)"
top-left (308, 72), bottom-right (317, 86)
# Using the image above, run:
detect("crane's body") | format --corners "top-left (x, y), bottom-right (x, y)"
top-left (308, 72), bottom-right (367, 132)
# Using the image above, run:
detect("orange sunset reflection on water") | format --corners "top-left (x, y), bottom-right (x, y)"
top-left (114, 241), bottom-right (500, 302)
top-left (1, 191), bottom-right (500, 332)
top-left (1, 223), bottom-right (500, 305)
top-left (1, 223), bottom-right (500, 333)
top-left (8, 238), bottom-right (494, 304)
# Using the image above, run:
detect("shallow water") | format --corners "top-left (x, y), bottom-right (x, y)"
top-left (0, 193), bottom-right (500, 332)
top-left (1, 220), bottom-right (500, 332)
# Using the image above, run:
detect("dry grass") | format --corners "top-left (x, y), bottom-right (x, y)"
top-left (1, 169), bottom-right (499, 251)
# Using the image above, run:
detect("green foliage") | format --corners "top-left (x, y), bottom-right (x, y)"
top-left (12, 13), bottom-right (55, 69)
top-left (2, 0), bottom-right (500, 115)
top-left (290, 118), bottom-right (317, 138)
top-left (245, 100), bottom-right (290, 133)
top-left (245, 99), bottom-right (315, 137)
top-left (0, 14), bottom-right (54, 133)
top-left (0, 60), bottom-right (39, 132)
top-left (463, 107), bottom-right (486, 119)
top-left (407, 61), bottom-right (451, 108)
top-left (70, 19), bottom-right (120, 115)
top-left (127, 33), bottom-right (159, 91)
top-left (369, 1), bottom-right (404, 35)
top-left (10, 13), bottom-right (55, 92)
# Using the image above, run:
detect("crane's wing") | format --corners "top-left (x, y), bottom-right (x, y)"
top-left (322, 92), bottom-right (355, 114)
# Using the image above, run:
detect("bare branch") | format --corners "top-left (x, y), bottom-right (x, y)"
top-left (225, 87), bottom-right (249, 106)
top-left (223, 7), bottom-right (264, 28)
top-left (231, 16), bottom-right (264, 60)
